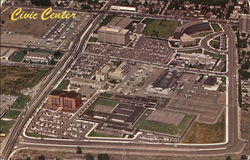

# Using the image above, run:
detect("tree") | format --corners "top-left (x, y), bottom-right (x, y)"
top-left (76, 146), bottom-right (82, 154)
top-left (226, 156), bottom-right (232, 160)
top-left (30, 0), bottom-right (51, 6)
top-left (38, 155), bottom-right (45, 160)
top-left (241, 155), bottom-right (248, 160)
top-left (53, 50), bottom-right (61, 58)
top-left (85, 153), bottom-right (94, 160)
top-left (98, 154), bottom-right (110, 160)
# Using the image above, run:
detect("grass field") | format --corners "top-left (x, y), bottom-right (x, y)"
top-left (56, 79), bottom-right (70, 90)
top-left (143, 19), bottom-right (181, 39)
top-left (88, 131), bottom-right (120, 138)
top-left (210, 40), bottom-right (220, 49)
top-left (93, 98), bottom-right (118, 107)
top-left (182, 113), bottom-right (225, 143)
top-left (192, 32), bottom-right (213, 37)
top-left (204, 50), bottom-right (226, 59)
top-left (0, 66), bottom-right (51, 95)
top-left (11, 95), bottom-right (30, 109)
top-left (26, 132), bottom-right (55, 138)
top-left (3, 110), bottom-right (20, 119)
top-left (179, 49), bottom-right (203, 54)
top-left (136, 111), bottom-right (194, 136)
top-left (0, 120), bottom-right (15, 135)
top-left (100, 92), bottom-right (114, 98)
top-left (211, 24), bottom-right (222, 32)
top-left (11, 50), bottom-right (26, 62)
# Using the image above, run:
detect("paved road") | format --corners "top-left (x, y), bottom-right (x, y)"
top-left (1, 5), bottom-right (246, 160)
top-left (0, 1), bottom-right (112, 159)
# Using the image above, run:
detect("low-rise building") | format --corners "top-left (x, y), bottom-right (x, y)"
top-left (240, 14), bottom-right (250, 36)
top-left (24, 51), bottom-right (53, 63)
top-left (70, 77), bottom-right (108, 89)
top-left (0, 48), bottom-right (16, 60)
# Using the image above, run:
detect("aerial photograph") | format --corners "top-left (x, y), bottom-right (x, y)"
top-left (0, 0), bottom-right (249, 160)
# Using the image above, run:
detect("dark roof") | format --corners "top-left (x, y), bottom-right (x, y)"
top-left (50, 90), bottom-right (81, 98)
top-left (204, 76), bottom-right (217, 86)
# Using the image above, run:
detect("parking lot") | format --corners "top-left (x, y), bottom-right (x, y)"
top-left (27, 108), bottom-right (92, 139)
top-left (66, 55), bottom-right (109, 79)
top-left (164, 73), bottom-right (226, 124)
top-left (1, 7), bottom-right (94, 51)
top-left (86, 37), bottom-right (174, 64)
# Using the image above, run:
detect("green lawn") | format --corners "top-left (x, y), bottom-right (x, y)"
top-left (3, 110), bottom-right (20, 119)
top-left (26, 132), bottom-right (55, 138)
top-left (210, 40), bottom-right (220, 49)
top-left (192, 32), bottom-right (213, 37)
top-left (0, 120), bottom-right (15, 135)
top-left (100, 15), bottom-right (114, 26)
top-left (204, 50), bottom-right (226, 59)
top-left (0, 66), bottom-right (51, 95)
top-left (143, 19), bottom-right (181, 39)
top-left (211, 23), bottom-right (222, 32)
top-left (11, 95), bottom-right (30, 109)
top-left (56, 79), bottom-right (70, 90)
top-left (179, 49), bottom-right (203, 54)
top-left (100, 92), bottom-right (114, 98)
top-left (217, 77), bottom-right (226, 92)
top-left (136, 111), bottom-right (194, 136)
top-left (94, 98), bottom-right (118, 107)
top-left (88, 131), bottom-right (121, 138)
top-left (11, 50), bottom-right (26, 62)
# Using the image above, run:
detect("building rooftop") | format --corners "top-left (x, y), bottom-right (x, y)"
top-left (152, 70), bottom-right (181, 89)
top-left (107, 17), bottom-right (133, 29)
top-left (25, 51), bottom-right (52, 58)
top-left (50, 90), bottom-right (81, 99)
top-left (98, 26), bottom-right (129, 35)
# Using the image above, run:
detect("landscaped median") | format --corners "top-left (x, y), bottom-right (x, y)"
top-left (88, 131), bottom-right (122, 138)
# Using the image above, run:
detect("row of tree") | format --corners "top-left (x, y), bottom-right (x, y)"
top-left (77, 146), bottom-right (110, 160)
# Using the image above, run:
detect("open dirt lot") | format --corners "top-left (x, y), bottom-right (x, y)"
top-left (1, 8), bottom-right (58, 37)
top-left (168, 99), bottom-right (224, 124)
top-left (147, 109), bottom-right (185, 126)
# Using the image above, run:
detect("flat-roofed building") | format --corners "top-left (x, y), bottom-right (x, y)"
top-left (240, 14), bottom-right (250, 36)
top-left (24, 51), bottom-right (53, 63)
top-left (147, 70), bottom-right (182, 94)
top-left (0, 48), bottom-right (16, 60)
top-left (48, 90), bottom-right (81, 112)
top-left (77, 85), bottom-right (97, 99)
top-left (70, 77), bottom-right (108, 89)
top-left (97, 26), bottom-right (130, 45)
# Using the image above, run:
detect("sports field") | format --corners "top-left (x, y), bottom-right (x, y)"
top-left (143, 19), bottom-right (181, 39)
top-left (136, 110), bottom-right (194, 136)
